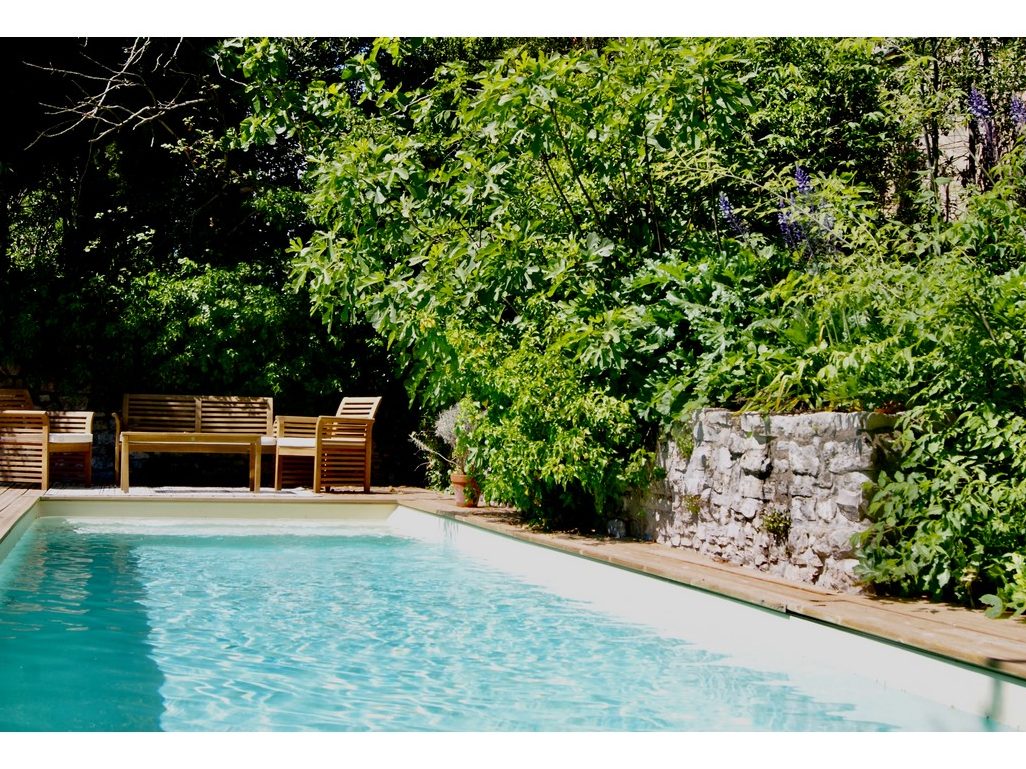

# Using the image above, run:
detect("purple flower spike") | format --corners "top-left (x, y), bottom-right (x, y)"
top-left (795, 166), bottom-right (812, 195)
top-left (777, 198), bottom-right (805, 249)
top-left (1011, 95), bottom-right (1026, 127)
top-left (968, 87), bottom-right (992, 120)
top-left (718, 192), bottom-right (747, 236)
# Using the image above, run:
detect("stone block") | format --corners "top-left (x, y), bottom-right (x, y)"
top-left (781, 563), bottom-right (802, 582)
top-left (771, 438), bottom-right (798, 457)
top-left (735, 498), bottom-right (761, 520)
top-left (790, 530), bottom-right (810, 552)
top-left (835, 487), bottom-right (863, 509)
top-left (739, 412), bottom-right (771, 436)
top-left (811, 534), bottom-right (833, 557)
top-left (789, 445), bottom-right (820, 476)
top-left (741, 434), bottom-right (768, 454)
top-left (837, 504), bottom-right (863, 523)
top-left (827, 444), bottom-right (873, 475)
top-left (789, 497), bottom-right (816, 522)
top-left (837, 471), bottom-right (875, 495)
top-left (714, 445), bottom-right (733, 471)
top-left (813, 499), bottom-right (836, 521)
top-left (740, 476), bottom-right (766, 500)
top-left (828, 528), bottom-right (858, 557)
top-left (740, 451), bottom-right (771, 478)
top-left (789, 474), bottom-right (816, 497)
top-left (686, 444), bottom-right (710, 471)
top-left (681, 474), bottom-right (706, 498)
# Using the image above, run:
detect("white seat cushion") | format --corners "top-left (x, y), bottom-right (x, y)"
top-left (260, 436), bottom-right (277, 448)
top-left (277, 437), bottom-right (315, 449)
top-left (49, 433), bottom-right (92, 444)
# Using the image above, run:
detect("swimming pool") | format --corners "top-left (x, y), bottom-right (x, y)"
top-left (0, 501), bottom-right (1022, 731)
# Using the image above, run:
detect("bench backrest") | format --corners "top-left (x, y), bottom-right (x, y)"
top-left (48, 411), bottom-right (94, 434)
top-left (121, 394), bottom-right (273, 435)
top-left (0, 389), bottom-right (35, 410)
top-left (199, 396), bottom-right (274, 434)
top-left (336, 397), bottom-right (382, 420)
top-left (122, 394), bottom-right (199, 432)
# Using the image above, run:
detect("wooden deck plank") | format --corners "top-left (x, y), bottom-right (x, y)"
top-left (0, 485), bottom-right (41, 541)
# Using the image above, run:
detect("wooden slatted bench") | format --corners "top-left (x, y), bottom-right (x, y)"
top-left (115, 394), bottom-right (274, 492)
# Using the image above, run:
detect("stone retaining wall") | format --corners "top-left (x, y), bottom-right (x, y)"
top-left (641, 409), bottom-right (896, 592)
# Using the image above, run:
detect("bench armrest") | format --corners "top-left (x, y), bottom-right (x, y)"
top-left (0, 409), bottom-right (50, 440)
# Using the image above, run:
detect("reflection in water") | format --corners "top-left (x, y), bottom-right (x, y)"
top-left (0, 520), bottom-right (165, 730)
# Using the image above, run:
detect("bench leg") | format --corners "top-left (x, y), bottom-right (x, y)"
top-left (120, 443), bottom-right (130, 493)
top-left (251, 447), bottom-right (261, 493)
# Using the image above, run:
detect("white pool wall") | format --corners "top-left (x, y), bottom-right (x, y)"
top-left (389, 505), bottom-right (1026, 730)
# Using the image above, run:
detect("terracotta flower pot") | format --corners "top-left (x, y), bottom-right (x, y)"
top-left (450, 471), bottom-right (480, 508)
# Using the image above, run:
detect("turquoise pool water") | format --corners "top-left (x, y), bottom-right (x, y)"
top-left (0, 512), bottom-right (1006, 731)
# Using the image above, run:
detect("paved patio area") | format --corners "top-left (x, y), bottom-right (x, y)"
top-left (3, 483), bottom-right (1026, 684)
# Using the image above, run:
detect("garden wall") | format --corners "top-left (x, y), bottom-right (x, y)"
top-left (640, 409), bottom-right (896, 592)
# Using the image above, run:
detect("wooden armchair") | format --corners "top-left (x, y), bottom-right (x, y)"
top-left (275, 397), bottom-right (381, 492)
top-left (0, 389), bottom-right (93, 485)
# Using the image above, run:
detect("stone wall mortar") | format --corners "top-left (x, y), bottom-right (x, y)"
top-left (641, 408), bottom-right (896, 592)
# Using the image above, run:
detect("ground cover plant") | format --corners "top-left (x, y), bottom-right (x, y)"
top-left (3, 36), bottom-right (1026, 614)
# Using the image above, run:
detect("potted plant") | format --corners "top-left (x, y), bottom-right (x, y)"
top-left (410, 401), bottom-right (481, 507)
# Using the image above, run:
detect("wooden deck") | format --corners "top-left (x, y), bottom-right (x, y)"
top-left (0, 484), bottom-right (41, 540)
top-left (2, 483), bottom-right (1026, 685)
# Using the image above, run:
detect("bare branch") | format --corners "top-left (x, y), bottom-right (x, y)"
top-left (26, 37), bottom-right (209, 148)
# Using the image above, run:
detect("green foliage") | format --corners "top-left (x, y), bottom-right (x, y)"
top-left (761, 509), bottom-right (792, 543)
top-left (229, 34), bottom-right (1026, 565)
top-left (458, 338), bottom-right (652, 529)
top-left (238, 37), bottom-right (769, 527)
top-left (108, 258), bottom-right (396, 412)
top-left (11, 35), bottom-right (1024, 613)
